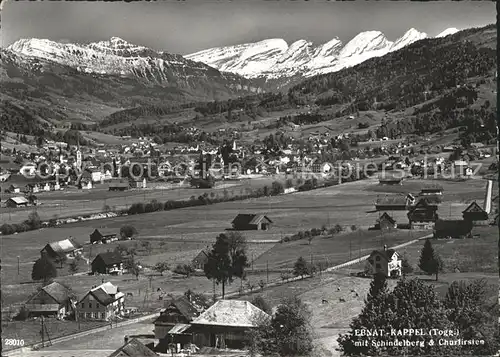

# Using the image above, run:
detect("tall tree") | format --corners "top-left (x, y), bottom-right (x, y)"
top-left (32, 256), bottom-right (57, 282)
top-left (293, 256), bottom-right (311, 279)
top-left (418, 239), bottom-right (444, 281)
top-left (204, 233), bottom-right (248, 298)
top-left (338, 278), bottom-right (456, 356)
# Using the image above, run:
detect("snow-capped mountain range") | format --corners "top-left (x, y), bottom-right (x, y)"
top-left (5, 27), bottom-right (461, 86)
top-left (186, 28), bottom-right (459, 79)
top-left (5, 37), bottom-right (265, 94)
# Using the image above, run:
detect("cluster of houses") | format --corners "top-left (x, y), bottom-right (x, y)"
top-left (374, 183), bottom-right (491, 237)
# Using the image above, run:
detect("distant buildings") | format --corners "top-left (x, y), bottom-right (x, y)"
top-left (6, 196), bottom-right (29, 208)
top-left (90, 229), bottom-right (118, 244)
top-left (231, 214), bottom-right (273, 231)
top-left (41, 238), bottom-right (83, 260)
top-left (376, 212), bottom-right (397, 231)
top-left (407, 199), bottom-right (439, 229)
top-left (77, 282), bottom-right (125, 321)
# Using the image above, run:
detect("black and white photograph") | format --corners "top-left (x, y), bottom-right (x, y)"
top-left (0, 0), bottom-right (498, 356)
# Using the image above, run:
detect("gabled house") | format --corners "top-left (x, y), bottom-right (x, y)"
top-left (77, 282), bottom-right (125, 321)
top-left (379, 177), bottom-right (403, 185)
top-left (376, 212), bottom-right (397, 230)
top-left (41, 238), bottom-right (83, 260)
top-left (154, 296), bottom-right (204, 352)
top-left (374, 195), bottom-right (410, 211)
top-left (25, 282), bottom-right (74, 319)
top-left (366, 246), bottom-right (402, 278)
top-left (462, 201), bottom-right (489, 222)
top-left (407, 199), bottom-right (439, 228)
top-left (191, 247), bottom-right (210, 270)
top-left (420, 185), bottom-right (443, 196)
top-left (231, 214), bottom-right (273, 231)
top-left (91, 251), bottom-right (124, 275)
top-left (189, 300), bottom-right (270, 349)
top-left (90, 229), bottom-right (118, 244)
top-left (6, 196), bottom-right (29, 208)
top-left (109, 338), bottom-right (157, 357)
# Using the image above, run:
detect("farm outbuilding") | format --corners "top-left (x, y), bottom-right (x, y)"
top-left (90, 229), bottom-right (118, 244)
top-left (462, 201), bottom-right (489, 222)
top-left (41, 238), bottom-right (83, 260)
top-left (6, 196), bottom-right (29, 208)
top-left (91, 251), bottom-right (124, 275)
top-left (189, 300), bottom-right (270, 349)
top-left (24, 281), bottom-right (73, 319)
top-left (231, 214), bottom-right (273, 231)
top-left (376, 212), bottom-right (397, 230)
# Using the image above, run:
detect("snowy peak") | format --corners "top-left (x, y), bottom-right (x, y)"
top-left (390, 28), bottom-right (428, 52)
top-left (339, 31), bottom-right (392, 58)
top-left (5, 37), bottom-right (263, 93)
top-left (185, 38), bottom-right (288, 77)
top-left (186, 28), bottom-right (434, 79)
top-left (436, 28), bottom-right (460, 38)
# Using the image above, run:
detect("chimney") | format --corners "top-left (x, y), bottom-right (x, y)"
top-left (383, 244), bottom-right (387, 251)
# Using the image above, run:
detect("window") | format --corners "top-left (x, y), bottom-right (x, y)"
top-left (89, 303), bottom-right (92, 309)
top-left (375, 256), bottom-right (381, 261)
top-left (81, 303), bottom-right (84, 309)
top-left (101, 312), bottom-right (105, 319)
top-left (96, 302), bottom-right (100, 308)
top-left (376, 263), bottom-right (381, 270)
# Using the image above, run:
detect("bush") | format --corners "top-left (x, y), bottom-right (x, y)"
top-left (120, 225), bottom-right (138, 239)
top-left (0, 223), bottom-right (15, 235)
top-left (174, 264), bottom-right (195, 277)
top-left (13, 306), bottom-right (29, 321)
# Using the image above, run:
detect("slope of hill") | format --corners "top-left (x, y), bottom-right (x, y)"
top-left (0, 38), bottom-right (269, 135)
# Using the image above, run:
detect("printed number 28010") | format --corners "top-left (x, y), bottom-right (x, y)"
top-left (4, 339), bottom-right (25, 346)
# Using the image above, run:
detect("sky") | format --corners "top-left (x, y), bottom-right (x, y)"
top-left (1, 0), bottom-right (495, 55)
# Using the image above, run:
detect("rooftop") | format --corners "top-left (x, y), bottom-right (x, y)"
top-left (191, 299), bottom-right (270, 328)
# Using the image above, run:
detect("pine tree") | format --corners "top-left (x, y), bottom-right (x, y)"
top-left (32, 256), bottom-right (57, 282)
top-left (418, 239), bottom-right (443, 280)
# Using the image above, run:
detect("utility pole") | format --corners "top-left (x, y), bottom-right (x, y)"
top-left (266, 260), bottom-right (269, 284)
top-left (17, 256), bottom-right (20, 276)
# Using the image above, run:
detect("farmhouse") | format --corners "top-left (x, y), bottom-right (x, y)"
top-left (109, 338), bottom-right (157, 357)
top-left (6, 196), bottom-right (29, 208)
top-left (376, 212), bottom-right (397, 230)
top-left (91, 251), bottom-right (124, 275)
top-left (109, 179), bottom-right (129, 191)
top-left (154, 296), bottom-right (203, 352)
top-left (462, 201), bottom-right (489, 222)
top-left (419, 184), bottom-right (444, 196)
top-left (366, 246), bottom-right (402, 278)
top-left (90, 229), bottom-right (118, 244)
top-left (433, 219), bottom-right (473, 239)
top-left (189, 300), bottom-right (270, 349)
top-left (191, 247), bottom-right (210, 270)
top-left (231, 214), bottom-right (273, 231)
top-left (379, 177), bottom-right (403, 185)
top-left (24, 282), bottom-right (74, 319)
top-left (374, 195), bottom-right (412, 211)
top-left (407, 199), bottom-right (439, 229)
top-left (77, 282), bottom-right (125, 321)
top-left (41, 238), bottom-right (83, 260)
top-left (6, 184), bottom-right (21, 193)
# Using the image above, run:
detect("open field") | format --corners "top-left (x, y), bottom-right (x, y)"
top-left (0, 174), bottom-right (286, 223)
top-left (1, 175), bottom-right (494, 354)
top-left (1, 176), bottom-right (488, 286)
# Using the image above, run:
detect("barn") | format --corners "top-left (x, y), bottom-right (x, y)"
top-left (231, 214), bottom-right (273, 231)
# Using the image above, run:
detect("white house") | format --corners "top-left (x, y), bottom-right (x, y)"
top-left (77, 282), bottom-right (125, 321)
top-left (366, 246), bottom-right (402, 278)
